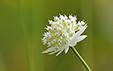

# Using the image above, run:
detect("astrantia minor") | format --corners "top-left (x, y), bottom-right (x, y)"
top-left (42, 14), bottom-right (87, 56)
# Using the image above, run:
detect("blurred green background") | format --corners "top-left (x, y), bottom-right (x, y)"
top-left (0, 0), bottom-right (113, 71)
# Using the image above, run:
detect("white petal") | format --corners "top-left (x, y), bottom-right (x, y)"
top-left (42, 47), bottom-right (55, 53)
top-left (56, 48), bottom-right (65, 56)
top-left (72, 35), bottom-right (87, 43)
top-left (65, 47), bottom-right (69, 53)
top-left (56, 44), bottom-right (69, 56)
top-left (49, 46), bottom-right (64, 55)
top-left (68, 42), bottom-right (77, 47)
top-left (49, 45), bottom-right (65, 55)
top-left (71, 24), bottom-right (87, 40)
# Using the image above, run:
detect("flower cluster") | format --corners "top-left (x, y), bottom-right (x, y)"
top-left (42, 14), bottom-right (87, 56)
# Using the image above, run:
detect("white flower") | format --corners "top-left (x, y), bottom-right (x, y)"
top-left (42, 14), bottom-right (87, 56)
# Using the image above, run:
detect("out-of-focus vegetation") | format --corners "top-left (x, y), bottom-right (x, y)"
top-left (0, 0), bottom-right (113, 71)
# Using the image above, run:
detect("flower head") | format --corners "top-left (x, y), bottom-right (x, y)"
top-left (42, 14), bottom-right (87, 56)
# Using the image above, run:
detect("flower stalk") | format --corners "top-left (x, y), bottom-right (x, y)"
top-left (70, 46), bottom-right (91, 71)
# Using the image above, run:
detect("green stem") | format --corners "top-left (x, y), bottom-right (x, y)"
top-left (17, 0), bottom-right (34, 71)
top-left (70, 46), bottom-right (92, 71)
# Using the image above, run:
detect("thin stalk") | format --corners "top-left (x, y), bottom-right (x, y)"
top-left (17, 0), bottom-right (34, 71)
top-left (70, 46), bottom-right (92, 71)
